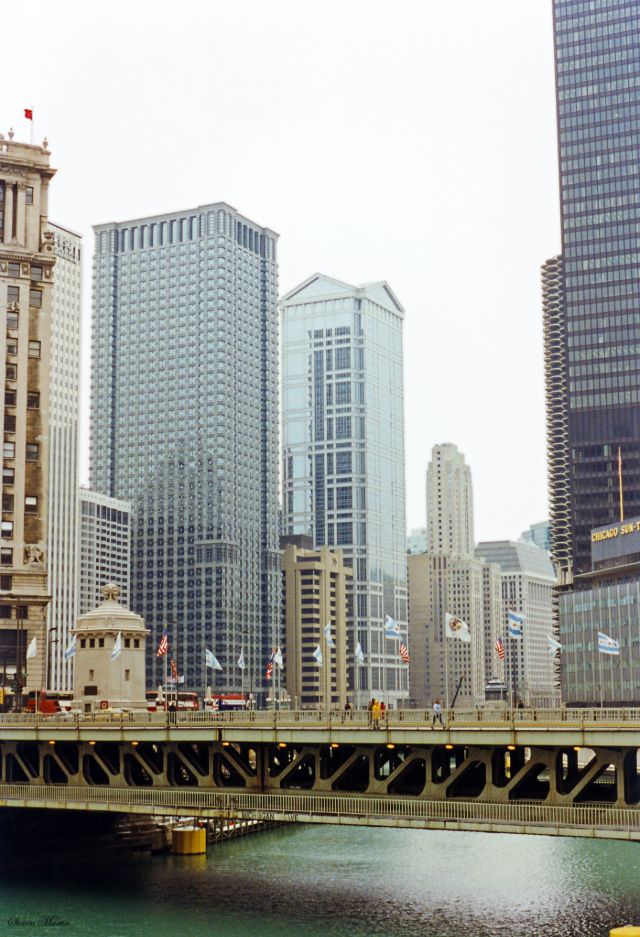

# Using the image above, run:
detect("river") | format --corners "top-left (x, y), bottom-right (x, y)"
top-left (0, 823), bottom-right (638, 937)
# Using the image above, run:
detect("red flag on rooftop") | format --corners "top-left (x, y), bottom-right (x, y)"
top-left (24, 109), bottom-right (33, 121)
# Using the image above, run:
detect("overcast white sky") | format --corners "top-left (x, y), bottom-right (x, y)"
top-left (5, 0), bottom-right (560, 543)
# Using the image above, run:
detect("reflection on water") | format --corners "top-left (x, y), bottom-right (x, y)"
top-left (0, 822), bottom-right (638, 937)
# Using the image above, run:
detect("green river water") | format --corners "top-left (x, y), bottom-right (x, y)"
top-left (0, 823), bottom-right (638, 937)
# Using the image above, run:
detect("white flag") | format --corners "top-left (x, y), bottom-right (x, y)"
top-left (547, 635), bottom-right (562, 655)
top-left (445, 613), bottom-right (471, 643)
top-left (206, 648), bottom-right (223, 670)
top-left (312, 645), bottom-right (323, 666)
top-left (384, 615), bottom-right (401, 639)
top-left (26, 637), bottom-right (37, 660)
top-left (110, 632), bottom-right (122, 660)
top-left (355, 641), bottom-right (365, 664)
top-left (237, 651), bottom-right (245, 670)
top-left (324, 622), bottom-right (335, 648)
top-left (63, 636), bottom-right (77, 661)
top-left (274, 647), bottom-right (284, 668)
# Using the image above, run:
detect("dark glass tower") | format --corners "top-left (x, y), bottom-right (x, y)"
top-left (546, 0), bottom-right (640, 577)
top-left (90, 204), bottom-right (280, 696)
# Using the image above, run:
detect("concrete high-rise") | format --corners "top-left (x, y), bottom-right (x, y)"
top-left (545, 1), bottom-right (640, 581)
top-left (78, 488), bottom-right (131, 615)
top-left (281, 274), bottom-right (408, 708)
top-left (0, 134), bottom-right (56, 697)
top-left (90, 204), bottom-right (280, 696)
top-left (408, 444), bottom-right (501, 708)
top-left (475, 540), bottom-right (558, 707)
top-left (46, 223), bottom-right (81, 690)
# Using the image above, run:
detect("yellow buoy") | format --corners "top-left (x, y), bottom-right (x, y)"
top-left (610, 928), bottom-right (640, 936)
top-left (172, 826), bottom-right (207, 855)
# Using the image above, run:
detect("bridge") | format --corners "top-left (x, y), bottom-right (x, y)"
top-left (1, 707), bottom-right (640, 841)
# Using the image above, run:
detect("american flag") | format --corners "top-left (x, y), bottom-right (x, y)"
top-left (170, 658), bottom-right (178, 680)
top-left (156, 630), bottom-right (168, 658)
top-left (265, 650), bottom-right (274, 681)
top-left (399, 642), bottom-right (410, 664)
top-left (495, 637), bottom-right (505, 660)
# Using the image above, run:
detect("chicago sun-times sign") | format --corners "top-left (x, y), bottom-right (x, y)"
top-left (591, 515), bottom-right (640, 565)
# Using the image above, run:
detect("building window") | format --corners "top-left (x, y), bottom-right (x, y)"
top-left (0, 548), bottom-right (11, 566)
top-left (30, 265), bottom-right (42, 281)
top-left (6, 339), bottom-right (17, 355)
top-left (8, 263), bottom-right (20, 278)
top-left (3, 442), bottom-right (15, 459)
top-left (124, 638), bottom-right (131, 648)
top-left (89, 669), bottom-right (94, 681)
top-left (3, 467), bottom-right (14, 484)
top-left (26, 392), bottom-right (39, 409)
top-left (0, 575), bottom-right (11, 590)
top-left (1, 521), bottom-right (13, 539)
top-left (6, 365), bottom-right (16, 381)
top-left (89, 638), bottom-right (95, 648)
top-left (6, 312), bottom-right (18, 329)
top-left (80, 639), bottom-right (86, 648)
top-left (124, 669), bottom-right (130, 681)
top-left (4, 391), bottom-right (15, 407)
top-left (2, 494), bottom-right (13, 512)
top-left (29, 289), bottom-right (42, 308)
top-left (4, 415), bottom-right (15, 433)
top-left (28, 341), bottom-right (40, 358)
top-left (99, 638), bottom-right (104, 648)
top-left (25, 443), bottom-right (38, 461)
top-left (134, 639), bottom-right (140, 648)
top-left (24, 496), bottom-right (37, 514)
top-left (25, 187), bottom-right (33, 205)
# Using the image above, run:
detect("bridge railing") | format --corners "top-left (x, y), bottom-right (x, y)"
top-left (1, 706), bottom-right (640, 730)
top-left (0, 782), bottom-right (638, 835)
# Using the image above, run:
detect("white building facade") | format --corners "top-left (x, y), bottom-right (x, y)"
top-left (281, 274), bottom-right (408, 708)
top-left (79, 488), bottom-right (131, 615)
top-left (46, 223), bottom-right (81, 690)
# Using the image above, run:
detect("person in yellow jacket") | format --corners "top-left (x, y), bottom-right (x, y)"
top-left (372, 698), bottom-right (382, 729)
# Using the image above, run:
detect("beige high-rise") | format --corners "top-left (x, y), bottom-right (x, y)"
top-left (0, 134), bottom-right (55, 699)
top-left (282, 539), bottom-right (351, 710)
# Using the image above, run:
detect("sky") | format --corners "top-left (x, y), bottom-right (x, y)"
top-left (5, 0), bottom-right (560, 543)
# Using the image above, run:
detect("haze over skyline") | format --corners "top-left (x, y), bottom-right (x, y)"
top-left (4, 0), bottom-right (560, 542)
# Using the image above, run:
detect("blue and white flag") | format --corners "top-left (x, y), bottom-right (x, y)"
top-left (355, 641), bottom-right (365, 665)
top-left (63, 636), bottom-right (77, 661)
top-left (507, 611), bottom-right (524, 639)
top-left (323, 622), bottom-right (335, 648)
top-left (384, 615), bottom-right (401, 639)
top-left (111, 632), bottom-right (122, 660)
top-left (597, 631), bottom-right (620, 655)
top-left (547, 635), bottom-right (562, 655)
top-left (312, 645), bottom-right (323, 666)
top-left (237, 651), bottom-right (245, 670)
top-left (274, 647), bottom-right (283, 668)
top-left (206, 648), bottom-right (223, 671)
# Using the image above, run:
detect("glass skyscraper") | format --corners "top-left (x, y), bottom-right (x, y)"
top-left (90, 203), bottom-right (280, 696)
top-left (280, 274), bottom-right (408, 708)
top-left (545, 0), bottom-right (640, 578)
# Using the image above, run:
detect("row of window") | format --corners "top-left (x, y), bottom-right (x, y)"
top-left (6, 339), bottom-right (41, 357)
top-left (2, 441), bottom-right (39, 460)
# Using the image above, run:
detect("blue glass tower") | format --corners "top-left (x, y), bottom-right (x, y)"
top-left (90, 204), bottom-right (280, 696)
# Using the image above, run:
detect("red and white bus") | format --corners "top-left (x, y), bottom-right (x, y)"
top-left (25, 690), bottom-right (74, 714)
top-left (146, 691), bottom-right (200, 711)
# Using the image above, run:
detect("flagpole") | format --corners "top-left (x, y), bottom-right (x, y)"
top-left (618, 445), bottom-right (624, 522)
top-left (444, 629), bottom-right (450, 710)
top-left (596, 634), bottom-right (603, 710)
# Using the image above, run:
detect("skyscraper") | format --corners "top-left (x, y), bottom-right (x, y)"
top-left (281, 274), bottom-right (408, 708)
top-left (90, 203), bottom-right (280, 696)
top-left (408, 444), bottom-right (501, 708)
top-left (545, 0), bottom-right (640, 579)
top-left (47, 223), bottom-right (81, 691)
top-left (0, 134), bottom-right (56, 696)
top-left (78, 488), bottom-right (130, 615)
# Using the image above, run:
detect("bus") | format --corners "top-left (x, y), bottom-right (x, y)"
top-left (25, 690), bottom-right (74, 714)
top-left (204, 693), bottom-right (246, 712)
top-left (146, 690), bottom-right (199, 712)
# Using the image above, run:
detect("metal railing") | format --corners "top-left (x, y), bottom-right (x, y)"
top-left (1, 706), bottom-right (640, 731)
top-left (0, 782), bottom-right (638, 835)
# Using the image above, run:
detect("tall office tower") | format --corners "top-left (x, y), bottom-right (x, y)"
top-left (0, 135), bottom-right (56, 696)
top-left (78, 488), bottom-right (130, 615)
top-left (90, 204), bottom-right (280, 695)
top-left (407, 527), bottom-right (427, 555)
top-left (46, 224), bottom-right (81, 690)
top-left (475, 541), bottom-right (558, 707)
top-left (520, 521), bottom-right (551, 554)
top-left (408, 444), bottom-right (501, 708)
top-left (281, 274), bottom-right (408, 709)
top-left (427, 443), bottom-right (474, 556)
top-left (281, 536), bottom-right (351, 710)
top-left (545, 1), bottom-right (640, 580)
